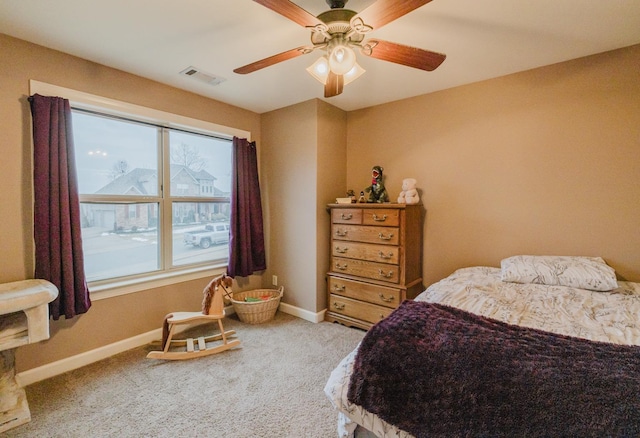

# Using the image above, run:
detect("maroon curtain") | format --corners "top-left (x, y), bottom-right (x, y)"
top-left (227, 137), bottom-right (266, 277)
top-left (29, 94), bottom-right (91, 320)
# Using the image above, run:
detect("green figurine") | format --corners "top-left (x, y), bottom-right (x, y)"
top-left (364, 165), bottom-right (389, 203)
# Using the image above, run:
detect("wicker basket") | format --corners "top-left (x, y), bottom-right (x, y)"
top-left (229, 286), bottom-right (284, 324)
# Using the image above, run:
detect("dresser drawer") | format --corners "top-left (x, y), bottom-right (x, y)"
top-left (331, 256), bottom-right (400, 284)
top-left (329, 294), bottom-right (393, 324)
top-left (332, 224), bottom-right (399, 245)
top-left (332, 241), bottom-right (399, 265)
top-left (362, 208), bottom-right (400, 227)
top-left (328, 276), bottom-right (401, 309)
top-left (331, 208), bottom-right (362, 224)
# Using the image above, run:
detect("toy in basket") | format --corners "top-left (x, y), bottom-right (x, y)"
top-left (228, 286), bottom-right (284, 324)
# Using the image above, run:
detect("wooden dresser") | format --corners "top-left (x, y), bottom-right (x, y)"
top-left (326, 203), bottom-right (424, 330)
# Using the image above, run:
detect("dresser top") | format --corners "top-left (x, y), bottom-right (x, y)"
top-left (327, 203), bottom-right (422, 209)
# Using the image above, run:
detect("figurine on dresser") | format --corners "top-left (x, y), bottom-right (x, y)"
top-left (397, 178), bottom-right (420, 204)
top-left (364, 165), bottom-right (389, 203)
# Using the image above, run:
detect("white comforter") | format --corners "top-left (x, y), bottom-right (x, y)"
top-left (324, 267), bottom-right (640, 438)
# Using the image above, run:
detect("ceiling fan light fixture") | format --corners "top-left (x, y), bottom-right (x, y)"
top-left (328, 44), bottom-right (356, 75)
top-left (306, 56), bottom-right (330, 84)
top-left (343, 62), bottom-right (365, 85)
top-left (307, 56), bottom-right (365, 87)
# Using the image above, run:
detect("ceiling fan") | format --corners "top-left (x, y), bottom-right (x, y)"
top-left (234, 0), bottom-right (446, 98)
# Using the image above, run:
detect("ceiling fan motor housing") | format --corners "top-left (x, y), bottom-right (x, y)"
top-left (326, 0), bottom-right (347, 8)
top-left (311, 9), bottom-right (365, 47)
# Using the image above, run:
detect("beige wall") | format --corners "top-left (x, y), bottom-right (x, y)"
top-left (0, 34), bottom-right (263, 371)
top-left (261, 100), bottom-right (347, 312)
top-left (347, 44), bottom-right (640, 285)
top-left (261, 100), bottom-right (318, 312)
top-left (316, 101), bottom-right (347, 309)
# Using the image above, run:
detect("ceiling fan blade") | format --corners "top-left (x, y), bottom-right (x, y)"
top-left (361, 39), bottom-right (446, 71)
top-left (234, 47), bottom-right (310, 74)
top-left (351, 0), bottom-right (434, 31)
top-left (324, 72), bottom-right (344, 98)
top-left (252, 0), bottom-right (325, 28)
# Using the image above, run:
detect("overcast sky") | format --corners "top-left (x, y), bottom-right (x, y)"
top-left (72, 111), bottom-right (232, 195)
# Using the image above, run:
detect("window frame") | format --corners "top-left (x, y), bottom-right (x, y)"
top-left (29, 80), bottom-right (250, 301)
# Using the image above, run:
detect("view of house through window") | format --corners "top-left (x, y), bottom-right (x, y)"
top-left (72, 110), bottom-right (232, 282)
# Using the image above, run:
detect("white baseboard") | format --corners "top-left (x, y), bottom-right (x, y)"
top-left (16, 303), bottom-right (326, 387)
top-left (279, 302), bottom-right (326, 323)
top-left (16, 328), bottom-right (162, 388)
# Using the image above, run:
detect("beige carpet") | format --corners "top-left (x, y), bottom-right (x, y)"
top-left (6, 312), bottom-right (365, 438)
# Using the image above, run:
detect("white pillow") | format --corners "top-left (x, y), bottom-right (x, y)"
top-left (500, 255), bottom-right (618, 291)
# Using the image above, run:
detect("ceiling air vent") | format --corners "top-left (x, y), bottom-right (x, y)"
top-left (179, 66), bottom-right (226, 86)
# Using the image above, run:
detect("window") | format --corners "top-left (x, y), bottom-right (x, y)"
top-left (73, 110), bottom-right (232, 283)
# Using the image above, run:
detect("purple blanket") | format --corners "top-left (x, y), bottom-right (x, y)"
top-left (348, 301), bottom-right (640, 437)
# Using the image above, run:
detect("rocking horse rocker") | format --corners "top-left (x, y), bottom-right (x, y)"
top-left (147, 274), bottom-right (240, 360)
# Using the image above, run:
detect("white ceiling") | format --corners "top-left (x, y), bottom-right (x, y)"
top-left (2, 0), bottom-right (640, 114)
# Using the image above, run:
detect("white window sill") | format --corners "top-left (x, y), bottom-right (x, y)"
top-left (89, 264), bottom-right (228, 301)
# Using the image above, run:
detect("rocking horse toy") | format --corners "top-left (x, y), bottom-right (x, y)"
top-left (147, 273), bottom-right (240, 360)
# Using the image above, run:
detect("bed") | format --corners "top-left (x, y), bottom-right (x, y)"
top-left (325, 255), bottom-right (640, 438)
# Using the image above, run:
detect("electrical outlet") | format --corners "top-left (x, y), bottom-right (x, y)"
top-left (272, 275), bottom-right (278, 286)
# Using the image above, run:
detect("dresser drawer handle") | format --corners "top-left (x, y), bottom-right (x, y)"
top-left (333, 302), bottom-right (346, 310)
top-left (378, 232), bottom-right (394, 241)
top-left (335, 246), bottom-right (348, 254)
top-left (335, 230), bottom-right (348, 237)
top-left (372, 213), bottom-right (387, 222)
top-left (336, 263), bottom-right (348, 271)
top-left (378, 269), bottom-right (394, 279)
top-left (332, 284), bottom-right (346, 292)
top-left (340, 213), bottom-right (353, 220)
top-left (378, 251), bottom-right (393, 260)
top-left (378, 293), bottom-right (395, 302)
